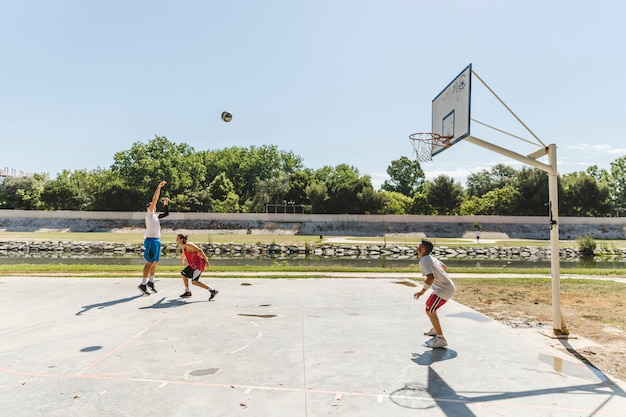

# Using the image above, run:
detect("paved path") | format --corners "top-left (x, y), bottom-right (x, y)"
top-left (1, 276), bottom-right (625, 416)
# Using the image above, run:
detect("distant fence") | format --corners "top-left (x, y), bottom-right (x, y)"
top-left (1, 210), bottom-right (625, 240)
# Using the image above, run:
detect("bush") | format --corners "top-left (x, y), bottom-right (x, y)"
top-left (577, 234), bottom-right (596, 257)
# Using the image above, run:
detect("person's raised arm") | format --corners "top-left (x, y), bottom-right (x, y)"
top-left (148, 181), bottom-right (167, 212)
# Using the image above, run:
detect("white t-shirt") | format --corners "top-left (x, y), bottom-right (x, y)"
top-left (419, 254), bottom-right (456, 300)
top-left (145, 210), bottom-right (161, 238)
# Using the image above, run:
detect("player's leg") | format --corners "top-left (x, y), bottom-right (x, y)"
top-left (192, 272), bottom-right (218, 300)
top-left (138, 262), bottom-right (154, 295)
top-left (147, 262), bottom-right (159, 293)
top-left (180, 267), bottom-right (193, 297)
top-left (146, 240), bottom-right (161, 293)
top-left (140, 238), bottom-right (160, 295)
top-left (426, 310), bottom-right (443, 336)
top-left (424, 295), bottom-right (448, 348)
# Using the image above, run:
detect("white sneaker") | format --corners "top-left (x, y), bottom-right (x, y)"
top-left (429, 336), bottom-right (448, 349)
top-left (424, 337), bottom-right (436, 347)
top-left (423, 328), bottom-right (437, 336)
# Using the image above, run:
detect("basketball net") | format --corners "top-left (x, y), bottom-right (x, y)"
top-left (409, 133), bottom-right (451, 162)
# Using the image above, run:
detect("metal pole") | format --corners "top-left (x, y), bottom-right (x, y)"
top-left (547, 144), bottom-right (564, 334)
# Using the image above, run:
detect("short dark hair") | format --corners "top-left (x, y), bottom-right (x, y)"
top-left (421, 239), bottom-right (434, 253)
top-left (177, 233), bottom-right (189, 244)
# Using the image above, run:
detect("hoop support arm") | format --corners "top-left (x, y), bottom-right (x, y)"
top-left (464, 135), bottom-right (554, 175)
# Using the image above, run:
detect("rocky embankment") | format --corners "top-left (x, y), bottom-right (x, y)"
top-left (1, 240), bottom-right (625, 260)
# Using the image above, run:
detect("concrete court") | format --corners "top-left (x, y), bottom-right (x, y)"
top-left (0, 276), bottom-right (625, 417)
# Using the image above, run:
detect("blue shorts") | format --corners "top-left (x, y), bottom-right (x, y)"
top-left (143, 238), bottom-right (161, 263)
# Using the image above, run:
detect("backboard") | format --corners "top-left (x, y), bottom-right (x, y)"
top-left (431, 63), bottom-right (472, 156)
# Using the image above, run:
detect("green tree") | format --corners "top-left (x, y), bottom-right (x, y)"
top-left (246, 173), bottom-right (291, 213)
top-left (378, 191), bottom-right (412, 214)
top-left (381, 156), bottom-right (425, 196)
top-left (608, 155), bottom-right (626, 210)
top-left (514, 167), bottom-right (550, 215)
top-left (460, 186), bottom-right (521, 215)
top-left (409, 192), bottom-right (431, 214)
top-left (320, 164), bottom-right (377, 214)
top-left (305, 180), bottom-right (328, 214)
top-left (40, 170), bottom-right (85, 210)
top-left (0, 176), bottom-right (45, 209)
top-left (560, 171), bottom-right (611, 216)
top-left (208, 172), bottom-right (241, 213)
top-left (203, 145), bottom-right (304, 206)
top-left (424, 175), bottom-right (464, 215)
top-left (285, 170), bottom-right (312, 206)
top-left (112, 136), bottom-right (206, 204)
top-left (465, 164), bottom-right (517, 197)
top-left (184, 189), bottom-right (213, 212)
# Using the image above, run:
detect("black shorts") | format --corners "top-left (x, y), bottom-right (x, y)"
top-left (181, 266), bottom-right (202, 281)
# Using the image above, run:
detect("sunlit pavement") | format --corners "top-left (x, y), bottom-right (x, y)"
top-left (1, 276), bottom-right (625, 416)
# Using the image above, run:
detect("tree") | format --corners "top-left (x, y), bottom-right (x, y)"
top-left (381, 157), bottom-right (425, 196)
top-left (246, 173), bottom-right (291, 213)
top-left (112, 136), bottom-right (206, 206)
top-left (305, 180), bottom-right (328, 214)
top-left (208, 173), bottom-right (241, 213)
top-left (460, 186), bottom-right (521, 215)
top-left (0, 176), bottom-right (45, 210)
top-left (319, 164), bottom-right (377, 214)
top-left (409, 192), bottom-right (431, 214)
top-left (560, 172), bottom-right (611, 216)
top-left (608, 155), bottom-right (626, 210)
top-left (183, 189), bottom-right (213, 212)
top-left (513, 167), bottom-right (550, 215)
top-left (203, 145), bottom-right (304, 207)
top-left (40, 170), bottom-right (85, 210)
top-left (285, 170), bottom-right (312, 206)
top-left (378, 191), bottom-right (413, 214)
top-left (424, 175), bottom-right (464, 215)
top-left (465, 164), bottom-right (517, 197)
top-left (90, 179), bottom-right (145, 211)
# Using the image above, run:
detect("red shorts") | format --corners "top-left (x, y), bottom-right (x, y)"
top-left (425, 293), bottom-right (448, 313)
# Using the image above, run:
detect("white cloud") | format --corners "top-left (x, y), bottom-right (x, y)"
top-left (568, 143), bottom-right (626, 155)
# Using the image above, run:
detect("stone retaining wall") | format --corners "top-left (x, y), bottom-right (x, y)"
top-left (2, 240), bottom-right (625, 260)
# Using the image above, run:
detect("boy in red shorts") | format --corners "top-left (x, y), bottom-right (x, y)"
top-left (413, 239), bottom-right (456, 348)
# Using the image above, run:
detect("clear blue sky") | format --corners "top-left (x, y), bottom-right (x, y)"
top-left (2, 0), bottom-right (625, 188)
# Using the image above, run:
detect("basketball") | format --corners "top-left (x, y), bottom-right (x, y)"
top-left (221, 111), bottom-right (232, 122)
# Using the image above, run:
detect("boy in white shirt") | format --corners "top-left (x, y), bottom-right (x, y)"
top-left (414, 239), bottom-right (456, 348)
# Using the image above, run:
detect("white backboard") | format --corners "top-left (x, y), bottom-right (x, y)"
top-left (431, 64), bottom-right (472, 156)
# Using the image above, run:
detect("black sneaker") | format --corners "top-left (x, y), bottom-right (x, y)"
top-left (180, 291), bottom-right (192, 298)
top-left (138, 284), bottom-right (150, 296)
top-left (147, 282), bottom-right (157, 294)
top-left (209, 289), bottom-right (219, 301)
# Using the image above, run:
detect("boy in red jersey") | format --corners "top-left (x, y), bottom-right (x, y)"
top-left (176, 233), bottom-right (218, 300)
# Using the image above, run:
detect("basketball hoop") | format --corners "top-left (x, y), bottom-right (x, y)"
top-left (409, 133), bottom-right (451, 162)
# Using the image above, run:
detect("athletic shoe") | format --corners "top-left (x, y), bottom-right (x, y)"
top-left (138, 284), bottom-right (150, 296)
top-left (429, 336), bottom-right (448, 349)
top-left (209, 289), bottom-right (219, 301)
top-left (423, 328), bottom-right (437, 336)
top-left (180, 291), bottom-right (192, 298)
top-left (147, 282), bottom-right (157, 294)
top-left (424, 337), bottom-right (436, 347)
